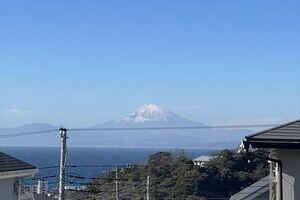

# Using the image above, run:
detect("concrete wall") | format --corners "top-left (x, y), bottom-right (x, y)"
top-left (271, 149), bottom-right (300, 200)
top-left (0, 178), bottom-right (18, 200)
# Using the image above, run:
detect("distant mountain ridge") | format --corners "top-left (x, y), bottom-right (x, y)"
top-left (0, 123), bottom-right (57, 133)
top-left (0, 104), bottom-right (252, 148)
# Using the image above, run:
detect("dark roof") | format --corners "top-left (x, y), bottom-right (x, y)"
top-left (245, 119), bottom-right (300, 149)
top-left (0, 151), bottom-right (37, 172)
top-left (230, 176), bottom-right (269, 200)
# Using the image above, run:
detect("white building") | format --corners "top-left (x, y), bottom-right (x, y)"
top-left (193, 155), bottom-right (214, 167)
top-left (242, 119), bottom-right (300, 200)
top-left (0, 151), bottom-right (38, 200)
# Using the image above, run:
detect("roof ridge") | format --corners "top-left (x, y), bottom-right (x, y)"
top-left (245, 119), bottom-right (300, 139)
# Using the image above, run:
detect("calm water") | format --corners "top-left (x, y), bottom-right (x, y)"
top-left (0, 146), bottom-right (216, 189)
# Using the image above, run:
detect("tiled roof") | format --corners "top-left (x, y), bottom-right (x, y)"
top-left (230, 176), bottom-right (269, 200)
top-left (0, 151), bottom-right (36, 172)
top-left (245, 119), bottom-right (300, 149)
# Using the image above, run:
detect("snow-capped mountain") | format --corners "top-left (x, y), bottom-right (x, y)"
top-left (0, 104), bottom-right (253, 148)
top-left (100, 104), bottom-right (203, 127)
top-left (79, 104), bottom-right (251, 148)
top-left (117, 104), bottom-right (178, 123)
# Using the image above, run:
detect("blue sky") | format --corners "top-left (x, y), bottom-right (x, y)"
top-left (0, 0), bottom-right (299, 128)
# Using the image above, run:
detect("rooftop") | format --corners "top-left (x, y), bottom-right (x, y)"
top-left (193, 155), bottom-right (215, 162)
top-left (0, 151), bottom-right (37, 173)
top-left (244, 119), bottom-right (300, 149)
top-left (230, 176), bottom-right (269, 200)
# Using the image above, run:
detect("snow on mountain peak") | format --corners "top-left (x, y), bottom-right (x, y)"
top-left (137, 104), bottom-right (166, 115)
top-left (117, 104), bottom-right (178, 124)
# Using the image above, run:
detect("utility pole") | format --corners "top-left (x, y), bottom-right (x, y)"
top-left (58, 128), bottom-right (67, 200)
top-left (146, 175), bottom-right (150, 200)
top-left (115, 165), bottom-right (119, 200)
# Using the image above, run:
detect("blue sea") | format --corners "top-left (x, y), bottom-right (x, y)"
top-left (0, 147), bottom-right (216, 189)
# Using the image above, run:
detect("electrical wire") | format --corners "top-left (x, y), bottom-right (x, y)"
top-left (39, 163), bottom-right (209, 169)
top-left (0, 123), bottom-right (279, 138)
top-left (31, 175), bottom-right (58, 180)
top-left (39, 165), bottom-right (60, 169)
top-left (0, 128), bottom-right (58, 138)
top-left (0, 123), bottom-right (274, 200)
top-left (69, 123), bottom-right (278, 132)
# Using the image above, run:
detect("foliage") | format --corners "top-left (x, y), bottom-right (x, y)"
top-left (85, 149), bottom-right (268, 199)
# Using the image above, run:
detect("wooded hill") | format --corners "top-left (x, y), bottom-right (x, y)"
top-left (84, 149), bottom-right (268, 200)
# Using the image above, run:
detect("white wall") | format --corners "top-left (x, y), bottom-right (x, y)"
top-left (271, 149), bottom-right (300, 200)
top-left (0, 178), bottom-right (18, 200)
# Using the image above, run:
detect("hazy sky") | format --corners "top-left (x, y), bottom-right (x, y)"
top-left (0, 0), bottom-right (300, 128)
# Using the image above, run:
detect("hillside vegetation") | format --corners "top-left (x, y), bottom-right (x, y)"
top-left (83, 149), bottom-right (268, 200)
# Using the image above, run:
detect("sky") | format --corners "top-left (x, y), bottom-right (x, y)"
top-left (0, 0), bottom-right (300, 128)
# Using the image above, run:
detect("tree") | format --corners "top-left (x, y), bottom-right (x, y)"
top-left (85, 149), bottom-right (268, 199)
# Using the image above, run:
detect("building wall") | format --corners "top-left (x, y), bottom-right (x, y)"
top-left (271, 149), bottom-right (300, 200)
top-left (0, 178), bottom-right (18, 200)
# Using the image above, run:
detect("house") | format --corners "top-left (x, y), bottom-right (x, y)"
top-left (0, 151), bottom-right (38, 200)
top-left (193, 155), bottom-right (214, 166)
top-left (230, 176), bottom-right (269, 200)
top-left (242, 119), bottom-right (300, 200)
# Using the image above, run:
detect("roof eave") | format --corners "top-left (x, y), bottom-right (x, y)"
top-left (244, 139), bottom-right (300, 149)
top-left (0, 168), bottom-right (38, 180)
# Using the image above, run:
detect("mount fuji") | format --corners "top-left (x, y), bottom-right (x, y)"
top-left (98, 104), bottom-right (204, 128)
top-left (0, 104), bottom-right (253, 148)
top-left (77, 104), bottom-right (252, 148)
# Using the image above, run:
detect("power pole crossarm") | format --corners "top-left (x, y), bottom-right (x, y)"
top-left (58, 128), bottom-right (67, 200)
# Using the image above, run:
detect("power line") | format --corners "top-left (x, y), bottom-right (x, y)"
top-left (67, 175), bottom-right (148, 183)
top-left (39, 165), bottom-right (61, 169)
top-left (69, 123), bottom-right (278, 132)
top-left (38, 163), bottom-right (223, 169)
top-left (0, 123), bottom-right (279, 138)
top-left (31, 175), bottom-right (58, 180)
top-left (0, 128), bottom-right (58, 138)
top-left (68, 164), bottom-right (129, 168)
top-left (67, 176), bottom-right (266, 188)
top-left (28, 172), bottom-right (267, 188)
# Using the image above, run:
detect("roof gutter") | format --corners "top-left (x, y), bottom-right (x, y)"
top-left (0, 168), bottom-right (38, 180)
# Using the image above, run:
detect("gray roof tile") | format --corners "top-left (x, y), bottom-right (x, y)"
top-left (230, 176), bottom-right (269, 200)
top-left (246, 119), bottom-right (300, 141)
top-left (245, 119), bottom-right (300, 149)
top-left (0, 151), bottom-right (36, 172)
